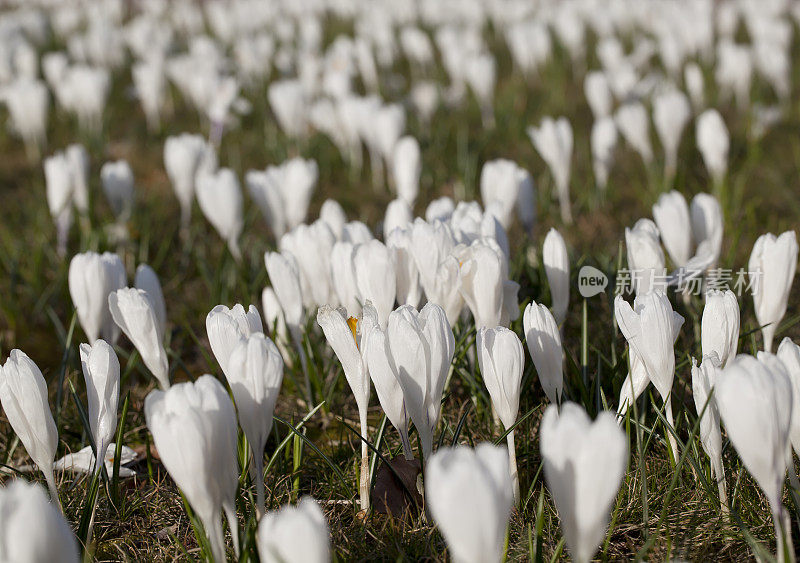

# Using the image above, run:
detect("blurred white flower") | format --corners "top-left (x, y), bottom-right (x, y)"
top-left (100, 160), bottom-right (134, 221)
top-left (196, 167), bottom-right (243, 260)
top-left (0, 481), bottom-right (79, 562)
top-left (523, 301), bottom-right (563, 404)
top-left (426, 443), bottom-right (513, 563)
top-left (256, 497), bottom-right (330, 563)
top-left (696, 109), bottom-right (729, 184)
top-left (69, 251), bottom-right (126, 344)
top-left (540, 402), bottom-right (627, 563)
top-left (527, 117), bottom-right (573, 224)
top-left (109, 287), bottom-right (170, 389)
top-left (615, 102), bottom-right (653, 167)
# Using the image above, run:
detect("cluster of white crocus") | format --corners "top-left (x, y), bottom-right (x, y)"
top-left (621, 191), bottom-right (724, 283)
top-left (264, 200), bottom-right (519, 348)
top-left (68, 251), bottom-right (169, 389)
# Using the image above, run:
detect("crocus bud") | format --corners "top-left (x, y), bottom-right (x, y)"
top-left (478, 326), bottom-right (524, 430)
top-left (108, 288), bottom-right (170, 389)
top-left (264, 251), bottom-right (305, 335)
top-left (317, 305), bottom-right (371, 508)
top-left (625, 219), bottom-right (666, 295)
top-left (206, 304), bottom-right (263, 380)
top-left (370, 303), bottom-right (454, 459)
top-left (615, 292), bottom-right (684, 459)
top-left (2, 78), bottom-right (49, 154)
top-left (523, 302), bottom-right (563, 404)
top-left (591, 116), bottom-right (617, 191)
top-left (196, 168), bottom-right (243, 260)
top-left (387, 226), bottom-right (423, 308)
top-left (383, 198), bottom-right (412, 240)
top-left (477, 327), bottom-right (524, 500)
top-left (465, 52), bottom-right (496, 126)
top-left (249, 158), bottom-right (318, 238)
top-left (527, 117), bottom-right (573, 224)
top-left (374, 103), bottom-right (405, 167)
top-left (44, 152), bottom-right (74, 256)
top-left (164, 133), bottom-right (206, 228)
top-left (748, 231), bottom-right (798, 352)
top-left (584, 71), bottom-right (612, 119)
top-left (280, 221), bottom-right (336, 308)
top-left (330, 242), bottom-right (361, 316)
top-left (652, 89), bottom-right (690, 183)
top-left (354, 240), bottom-right (397, 328)
top-left (132, 59), bottom-right (166, 132)
top-left (227, 333), bottom-right (284, 515)
top-left (516, 173), bottom-right (536, 234)
top-left (614, 102), bottom-right (653, 166)
top-left (0, 481), bottom-right (79, 563)
top-left (100, 160), bottom-right (134, 221)
top-left (343, 220), bottom-right (373, 244)
top-left (61, 65), bottom-right (109, 133)
top-left (540, 402), bottom-right (627, 563)
top-left (716, 354), bottom-right (793, 552)
top-left (362, 302), bottom-right (412, 458)
top-left (715, 41), bottom-right (752, 109)
top-left (79, 339), bottom-right (120, 472)
top-left (701, 290), bottom-right (739, 367)
top-left (392, 135), bottom-right (420, 207)
top-left (479, 159), bottom-right (531, 230)
top-left (696, 109), bottom-right (729, 184)
top-left (0, 350), bottom-right (59, 503)
top-left (268, 79), bottom-right (308, 139)
top-left (66, 144), bottom-right (89, 215)
top-left (459, 241), bottom-right (510, 329)
top-left (426, 443), bottom-right (513, 563)
top-left (256, 497), bottom-right (330, 563)
top-left (145, 376), bottom-right (240, 562)
top-left (68, 251), bottom-right (126, 344)
top-left (319, 199), bottom-right (346, 240)
top-left (652, 191), bottom-right (692, 267)
top-left (684, 62), bottom-right (705, 110)
top-left (261, 287), bottom-right (290, 356)
top-left (777, 338), bottom-right (800, 458)
top-left (543, 228), bottom-right (569, 325)
top-left (691, 354), bottom-right (726, 506)
top-left (425, 196), bottom-right (455, 223)
top-left (135, 264), bottom-right (167, 339)
top-left (690, 193), bottom-right (723, 270)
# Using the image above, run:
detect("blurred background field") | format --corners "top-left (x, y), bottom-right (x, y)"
top-left (0, 1), bottom-right (800, 560)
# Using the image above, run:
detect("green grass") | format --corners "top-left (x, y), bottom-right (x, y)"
top-left (1, 22), bottom-right (800, 562)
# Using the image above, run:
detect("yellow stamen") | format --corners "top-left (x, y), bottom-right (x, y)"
top-left (347, 316), bottom-right (358, 343)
